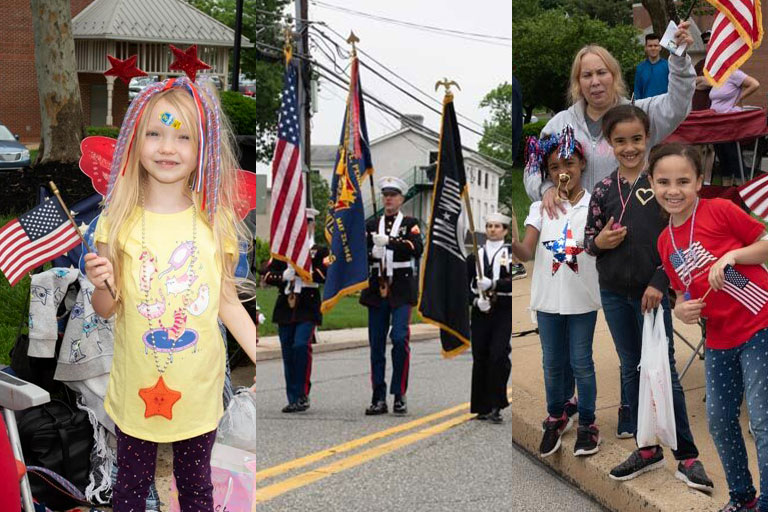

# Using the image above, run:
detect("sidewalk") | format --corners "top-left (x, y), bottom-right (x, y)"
top-left (255, 324), bottom-right (440, 361)
top-left (510, 262), bottom-right (757, 511)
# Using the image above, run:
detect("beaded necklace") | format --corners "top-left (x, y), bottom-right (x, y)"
top-left (137, 194), bottom-right (198, 419)
top-left (668, 197), bottom-right (699, 300)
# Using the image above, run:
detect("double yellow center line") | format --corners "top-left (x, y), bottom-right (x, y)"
top-left (255, 390), bottom-right (512, 504)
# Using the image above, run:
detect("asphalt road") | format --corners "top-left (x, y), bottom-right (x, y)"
top-left (255, 339), bottom-right (605, 511)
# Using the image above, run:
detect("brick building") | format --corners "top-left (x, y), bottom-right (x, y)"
top-left (0, 0), bottom-right (250, 143)
top-left (633, 2), bottom-right (768, 108)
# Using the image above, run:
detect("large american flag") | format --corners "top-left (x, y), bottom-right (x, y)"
top-left (739, 172), bottom-right (768, 220)
top-left (0, 199), bottom-right (81, 286)
top-left (269, 59), bottom-right (311, 280)
top-left (723, 264), bottom-right (768, 314)
top-left (704, 0), bottom-right (763, 86)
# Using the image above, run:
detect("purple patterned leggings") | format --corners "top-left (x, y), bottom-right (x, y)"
top-left (113, 426), bottom-right (216, 512)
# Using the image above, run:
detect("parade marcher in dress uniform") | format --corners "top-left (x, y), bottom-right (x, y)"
top-left (467, 212), bottom-right (513, 424)
top-left (263, 208), bottom-right (329, 413)
top-left (360, 176), bottom-right (423, 416)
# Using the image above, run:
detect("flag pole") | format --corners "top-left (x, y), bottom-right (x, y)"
top-left (347, 32), bottom-right (378, 216)
top-left (435, 80), bottom-right (485, 301)
top-left (48, 181), bottom-right (116, 300)
top-left (682, 0), bottom-right (698, 21)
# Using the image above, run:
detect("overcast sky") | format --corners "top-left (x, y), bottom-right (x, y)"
top-left (259, 0), bottom-right (512, 170)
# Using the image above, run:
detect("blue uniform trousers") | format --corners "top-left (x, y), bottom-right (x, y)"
top-left (278, 322), bottom-right (314, 404)
top-left (368, 302), bottom-right (411, 402)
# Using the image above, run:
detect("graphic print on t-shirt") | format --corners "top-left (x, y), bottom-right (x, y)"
top-left (542, 220), bottom-right (584, 275)
top-left (136, 241), bottom-right (208, 359)
top-left (669, 242), bottom-right (768, 314)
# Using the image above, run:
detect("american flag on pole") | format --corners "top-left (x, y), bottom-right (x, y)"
top-left (704, 0), bottom-right (763, 86)
top-left (723, 264), bottom-right (768, 314)
top-left (269, 58), bottom-right (311, 281)
top-left (0, 199), bottom-right (81, 286)
top-left (739, 172), bottom-right (768, 220)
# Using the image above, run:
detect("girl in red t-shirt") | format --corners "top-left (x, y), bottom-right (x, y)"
top-left (650, 142), bottom-right (768, 512)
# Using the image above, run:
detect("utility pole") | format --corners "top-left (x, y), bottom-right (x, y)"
top-left (231, 0), bottom-right (244, 91)
top-left (296, 0), bottom-right (313, 208)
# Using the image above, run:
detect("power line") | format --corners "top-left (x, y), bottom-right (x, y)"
top-left (253, 40), bottom-right (513, 167)
top-left (311, 0), bottom-right (512, 46)
top-left (312, 25), bottom-right (509, 138)
top-left (314, 68), bottom-right (513, 169)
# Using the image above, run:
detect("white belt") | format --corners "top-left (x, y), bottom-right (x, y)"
top-left (371, 261), bottom-right (414, 271)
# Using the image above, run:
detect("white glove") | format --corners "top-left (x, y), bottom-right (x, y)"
top-left (371, 245), bottom-right (386, 260)
top-left (373, 234), bottom-right (390, 247)
top-left (282, 267), bottom-right (296, 281)
top-left (476, 297), bottom-right (491, 313)
top-left (478, 277), bottom-right (493, 292)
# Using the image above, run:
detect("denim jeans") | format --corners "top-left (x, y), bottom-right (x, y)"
top-left (537, 311), bottom-right (598, 426)
top-left (706, 327), bottom-right (768, 509)
top-left (600, 289), bottom-right (699, 459)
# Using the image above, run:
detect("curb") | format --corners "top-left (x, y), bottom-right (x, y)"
top-left (508, 385), bottom-right (719, 512)
top-left (255, 329), bottom-right (438, 361)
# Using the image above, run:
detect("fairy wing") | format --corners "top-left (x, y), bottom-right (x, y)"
top-left (79, 136), bottom-right (116, 196)
top-left (235, 169), bottom-right (257, 220)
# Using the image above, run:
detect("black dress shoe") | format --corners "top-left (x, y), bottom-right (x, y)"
top-left (282, 403), bottom-right (300, 413)
top-left (474, 412), bottom-right (490, 421)
top-left (365, 401), bottom-right (388, 415)
top-left (297, 395), bottom-right (310, 411)
top-left (393, 396), bottom-right (407, 415)
top-left (488, 408), bottom-right (503, 424)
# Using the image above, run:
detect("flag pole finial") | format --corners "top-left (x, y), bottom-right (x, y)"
top-left (347, 31), bottom-right (360, 56)
top-left (283, 26), bottom-right (293, 64)
top-left (435, 78), bottom-right (461, 97)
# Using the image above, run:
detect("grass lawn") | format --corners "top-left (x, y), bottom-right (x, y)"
top-left (256, 287), bottom-right (423, 336)
top-left (0, 212), bottom-right (28, 365)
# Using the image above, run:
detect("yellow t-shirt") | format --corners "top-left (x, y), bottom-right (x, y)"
top-left (96, 206), bottom-right (232, 442)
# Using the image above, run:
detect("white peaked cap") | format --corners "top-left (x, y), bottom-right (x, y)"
top-left (486, 212), bottom-right (511, 225)
top-left (306, 208), bottom-right (320, 219)
top-left (378, 176), bottom-right (408, 194)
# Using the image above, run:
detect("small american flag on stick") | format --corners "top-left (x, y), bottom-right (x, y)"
top-left (723, 264), bottom-right (768, 314)
top-left (0, 199), bottom-right (81, 286)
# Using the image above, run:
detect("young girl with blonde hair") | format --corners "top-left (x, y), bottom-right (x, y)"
top-left (84, 76), bottom-right (257, 511)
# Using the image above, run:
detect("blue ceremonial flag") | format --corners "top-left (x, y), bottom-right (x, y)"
top-left (321, 55), bottom-right (371, 312)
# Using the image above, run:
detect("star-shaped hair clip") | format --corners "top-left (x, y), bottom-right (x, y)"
top-left (104, 55), bottom-right (147, 85)
top-left (168, 44), bottom-right (211, 82)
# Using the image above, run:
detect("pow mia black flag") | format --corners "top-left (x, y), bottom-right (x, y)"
top-left (417, 92), bottom-right (471, 357)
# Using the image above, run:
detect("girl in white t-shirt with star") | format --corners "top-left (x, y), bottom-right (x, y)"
top-left (513, 125), bottom-right (601, 458)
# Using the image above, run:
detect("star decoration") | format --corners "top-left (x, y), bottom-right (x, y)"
top-left (542, 221), bottom-right (584, 275)
top-left (168, 44), bottom-right (211, 82)
top-left (104, 55), bottom-right (147, 85)
top-left (138, 376), bottom-right (182, 420)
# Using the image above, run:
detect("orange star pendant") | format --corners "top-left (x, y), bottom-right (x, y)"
top-left (138, 376), bottom-right (181, 420)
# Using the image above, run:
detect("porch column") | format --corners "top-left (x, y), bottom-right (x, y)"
top-left (105, 75), bottom-right (116, 126)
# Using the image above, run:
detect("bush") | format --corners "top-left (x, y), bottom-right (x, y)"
top-left (87, 126), bottom-right (120, 138)
top-left (253, 237), bottom-right (270, 272)
top-left (221, 91), bottom-right (257, 136)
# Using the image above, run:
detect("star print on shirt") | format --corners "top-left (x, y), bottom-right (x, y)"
top-left (542, 221), bottom-right (584, 275)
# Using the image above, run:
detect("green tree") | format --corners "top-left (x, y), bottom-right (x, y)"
top-left (513, 10), bottom-right (643, 120)
top-left (478, 83), bottom-right (513, 172)
top-left (310, 171), bottom-right (330, 242)
top-left (186, 0), bottom-right (289, 160)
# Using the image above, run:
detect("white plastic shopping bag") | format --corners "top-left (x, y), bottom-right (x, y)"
top-left (217, 386), bottom-right (257, 452)
top-left (636, 306), bottom-right (677, 450)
